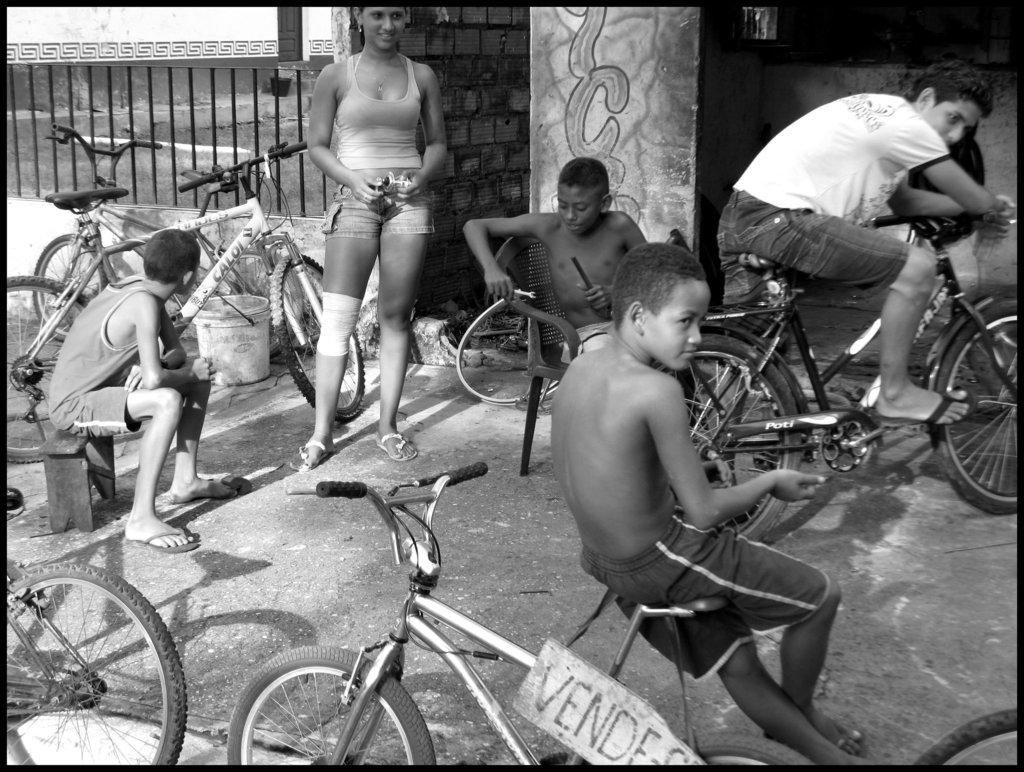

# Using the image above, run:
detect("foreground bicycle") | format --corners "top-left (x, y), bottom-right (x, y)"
top-left (7, 139), bottom-right (364, 463)
top-left (675, 214), bottom-right (1016, 540)
top-left (226, 463), bottom-right (808, 765)
top-left (6, 557), bottom-right (187, 764)
top-left (913, 707), bottom-right (1016, 765)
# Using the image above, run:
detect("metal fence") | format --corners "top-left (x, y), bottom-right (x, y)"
top-left (7, 62), bottom-right (328, 218)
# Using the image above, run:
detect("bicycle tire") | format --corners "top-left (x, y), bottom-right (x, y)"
top-left (270, 256), bottom-right (365, 422)
top-left (699, 732), bottom-right (813, 764)
top-left (6, 561), bottom-right (187, 765)
top-left (931, 301), bottom-right (1017, 514)
top-left (227, 645), bottom-right (435, 765)
top-left (456, 299), bottom-right (537, 405)
top-left (913, 708), bottom-right (1016, 765)
top-left (34, 233), bottom-right (110, 299)
top-left (676, 334), bottom-right (804, 541)
top-left (7, 276), bottom-right (89, 463)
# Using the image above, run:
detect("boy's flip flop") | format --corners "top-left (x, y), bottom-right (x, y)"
top-left (289, 439), bottom-right (335, 472)
top-left (376, 433), bottom-right (418, 462)
top-left (873, 388), bottom-right (975, 428)
top-left (126, 528), bottom-right (200, 554)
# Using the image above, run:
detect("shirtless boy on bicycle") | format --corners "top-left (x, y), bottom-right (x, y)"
top-left (49, 229), bottom-right (250, 553)
top-left (718, 59), bottom-right (1015, 426)
top-left (464, 157), bottom-right (646, 349)
top-left (552, 242), bottom-right (869, 764)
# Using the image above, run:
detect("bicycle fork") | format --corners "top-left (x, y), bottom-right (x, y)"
top-left (278, 246), bottom-right (322, 347)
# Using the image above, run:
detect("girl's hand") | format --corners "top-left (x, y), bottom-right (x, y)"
top-left (349, 175), bottom-right (385, 206)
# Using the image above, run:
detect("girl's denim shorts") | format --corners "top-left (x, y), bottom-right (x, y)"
top-left (322, 184), bottom-right (434, 240)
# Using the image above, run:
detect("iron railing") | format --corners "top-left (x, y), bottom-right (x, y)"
top-left (7, 62), bottom-right (327, 217)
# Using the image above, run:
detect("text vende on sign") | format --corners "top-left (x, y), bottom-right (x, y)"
top-left (513, 639), bottom-right (704, 765)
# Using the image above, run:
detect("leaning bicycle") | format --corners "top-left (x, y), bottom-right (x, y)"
top-left (7, 139), bottom-right (365, 463)
top-left (226, 463), bottom-right (809, 765)
top-left (6, 557), bottom-right (187, 764)
top-left (36, 123), bottom-right (275, 308)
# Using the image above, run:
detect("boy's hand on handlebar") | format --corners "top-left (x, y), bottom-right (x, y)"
top-left (771, 470), bottom-right (828, 502)
top-left (979, 195), bottom-right (1017, 239)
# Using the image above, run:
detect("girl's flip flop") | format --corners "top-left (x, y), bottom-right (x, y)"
top-left (289, 439), bottom-right (335, 472)
top-left (376, 433), bottom-right (418, 462)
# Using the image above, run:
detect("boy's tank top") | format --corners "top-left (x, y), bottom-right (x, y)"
top-left (49, 278), bottom-right (158, 416)
top-left (333, 53), bottom-right (423, 170)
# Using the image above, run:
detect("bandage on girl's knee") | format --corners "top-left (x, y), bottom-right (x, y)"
top-left (317, 293), bottom-right (361, 356)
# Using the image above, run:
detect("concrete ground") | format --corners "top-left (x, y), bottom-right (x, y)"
top-left (6, 281), bottom-right (1016, 765)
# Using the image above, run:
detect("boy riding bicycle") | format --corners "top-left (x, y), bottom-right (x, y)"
top-left (552, 243), bottom-right (868, 764)
top-left (718, 59), bottom-right (1015, 427)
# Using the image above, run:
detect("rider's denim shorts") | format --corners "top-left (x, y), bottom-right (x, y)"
top-left (717, 190), bottom-right (910, 301)
top-left (322, 184), bottom-right (434, 240)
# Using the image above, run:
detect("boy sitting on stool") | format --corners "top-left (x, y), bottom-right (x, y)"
top-left (551, 242), bottom-right (868, 764)
top-left (50, 229), bottom-right (250, 553)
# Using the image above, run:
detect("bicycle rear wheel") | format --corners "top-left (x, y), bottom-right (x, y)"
top-left (913, 708), bottom-right (1016, 765)
top-left (932, 301), bottom-right (1016, 514)
top-left (676, 334), bottom-right (804, 541)
top-left (270, 256), bottom-right (365, 422)
top-left (457, 299), bottom-right (541, 405)
top-left (34, 233), bottom-right (112, 299)
top-left (227, 646), bottom-right (435, 765)
top-left (7, 276), bottom-right (88, 463)
top-left (6, 562), bottom-right (187, 765)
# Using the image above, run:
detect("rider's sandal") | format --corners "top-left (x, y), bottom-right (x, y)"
top-left (376, 433), bottom-right (418, 462)
top-left (288, 439), bottom-right (335, 472)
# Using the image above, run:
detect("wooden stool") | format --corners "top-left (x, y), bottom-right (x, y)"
top-left (40, 429), bottom-right (116, 533)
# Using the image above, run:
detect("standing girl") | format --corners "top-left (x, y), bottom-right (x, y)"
top-left (294, 6), bottom-right (447, 470)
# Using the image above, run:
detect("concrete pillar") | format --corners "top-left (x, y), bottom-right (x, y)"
top-left (530, 7), bottom-right (701, 245)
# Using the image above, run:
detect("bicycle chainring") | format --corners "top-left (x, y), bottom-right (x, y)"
top-left (820, 419), bottom-right (874, 472)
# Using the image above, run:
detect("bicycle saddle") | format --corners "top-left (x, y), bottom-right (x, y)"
top-left (45, 187), bottom-right (128, 211)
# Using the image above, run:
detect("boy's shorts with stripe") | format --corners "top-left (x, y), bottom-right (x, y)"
top-left (579, 511), bottom-right (830, 679)
top-left (51, 386), bottom-right (142, 438)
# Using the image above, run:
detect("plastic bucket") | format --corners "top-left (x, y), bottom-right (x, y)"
top-left (194, 295), bottom-right (271, 386)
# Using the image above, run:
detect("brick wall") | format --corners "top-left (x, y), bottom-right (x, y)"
top-left (352, 7), bottom-right (531, 318)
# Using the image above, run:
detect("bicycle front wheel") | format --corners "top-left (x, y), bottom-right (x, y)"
top-left (677, 334), bottom-right (804, 541)
top-left (6, 562), bottom-right (187, 765)
top-left (932, 301), bottom-right (1016, 514)
top-left (270, 256), bottom-right (365, 422)
top-left (456, 299), bottom-right (538, 405)
top-left (699, 732), bottom-right (812, 764)
top-left (7, 276), bottom-right (88, 463)
top-left (227, 646), bottom-right (435, 765)
top-left (913, 708), bottom-right (1016, 765)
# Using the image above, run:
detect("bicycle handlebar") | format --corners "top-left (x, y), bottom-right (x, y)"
top-left (177, 140), bottom-right (308, 194)
top-left (289, 462), bottom-right (489, 499)
top-left (49, 123), bottom-right (163, 155)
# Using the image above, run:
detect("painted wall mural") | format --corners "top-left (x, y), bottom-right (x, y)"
top-left (531, 7), bottom-right (700, 245)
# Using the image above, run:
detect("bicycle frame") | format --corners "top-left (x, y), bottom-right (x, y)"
top-left (323, 483), bottom-right (542, 765)
top-left (698, 243), bottom-right (1015, 459)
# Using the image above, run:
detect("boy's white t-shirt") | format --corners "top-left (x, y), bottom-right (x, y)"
top-left (735, 93), bottom-right (950, 226)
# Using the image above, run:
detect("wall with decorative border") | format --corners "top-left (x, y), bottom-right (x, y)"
top-left (6, 7), bottom-right (333, 64)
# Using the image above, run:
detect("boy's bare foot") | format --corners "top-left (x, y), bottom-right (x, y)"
top-left (805, 706), bottom-right (865, 757)
top-left (875, 384), bottom-right (971, 425)
top-left (168, 475), bottom-right (252, 503)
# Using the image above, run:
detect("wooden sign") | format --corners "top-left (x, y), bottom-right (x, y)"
top-left (514, 639), bottom-right (704, 765)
